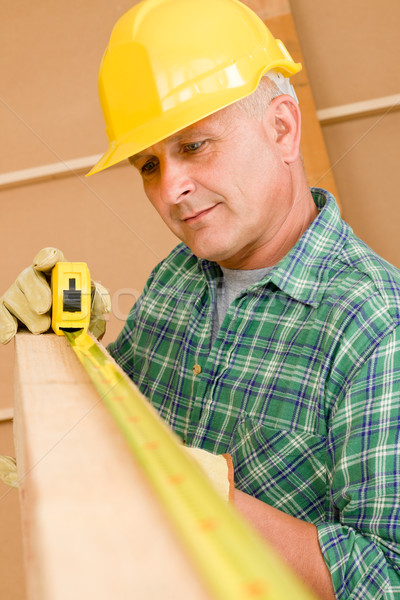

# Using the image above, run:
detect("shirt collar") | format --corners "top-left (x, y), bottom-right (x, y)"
top-left (197, 188), bottom-right (347, 307)
top-left (268, 188), bottom-right (348, 307)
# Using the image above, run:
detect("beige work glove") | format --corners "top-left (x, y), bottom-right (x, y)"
top-left (0, 247), bottom-right (111, 345)
top-left (0, 456), bottom-right (18, 488)
top-left (184, 446), bottom-right (234, 502)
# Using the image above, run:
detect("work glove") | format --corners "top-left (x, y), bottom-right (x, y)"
top-left (0, 456), bottom-right (18, 488)
top-left (0, 247), bottom-right (111, 345)
top-left (184, 446), bottom-right (234, 502)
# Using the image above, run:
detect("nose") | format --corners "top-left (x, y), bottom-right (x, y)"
top-left (158, 158), bottom-right (196, 205)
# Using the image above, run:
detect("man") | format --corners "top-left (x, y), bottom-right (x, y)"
top-left (1, 1), bottom-right (399, 598)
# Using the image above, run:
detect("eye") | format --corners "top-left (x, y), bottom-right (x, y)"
top-left (140, 159), bottom-right (158, 174)
top-left (182, 141), bottom-right (204, 153)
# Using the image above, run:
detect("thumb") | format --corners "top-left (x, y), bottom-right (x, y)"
top-left (33, 247), bottom-right (66, 273)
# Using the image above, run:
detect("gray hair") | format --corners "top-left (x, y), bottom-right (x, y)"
top-left (236, 71), bottom-right (298, 120)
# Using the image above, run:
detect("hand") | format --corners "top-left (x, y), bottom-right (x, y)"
top-left (88, 279), bottom-right (111, 340)
top-left (184, 446), bottom-right (234, 502)
top-left (0, 248), bottom-right (111, 344)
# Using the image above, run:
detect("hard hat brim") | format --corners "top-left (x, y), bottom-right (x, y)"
top-left (87, 60), bottom-right (301, 177)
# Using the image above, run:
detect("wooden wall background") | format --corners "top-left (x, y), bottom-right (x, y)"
top-left (0, 1), bottom-right (399, 597)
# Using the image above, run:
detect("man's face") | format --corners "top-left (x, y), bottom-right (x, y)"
top-left (130, 102), bottom-right (293, 269)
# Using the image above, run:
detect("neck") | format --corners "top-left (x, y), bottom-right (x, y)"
top-left (261, 186), bottom-right (318, 267)
top-left (218, 181), bottom-right (318, 270)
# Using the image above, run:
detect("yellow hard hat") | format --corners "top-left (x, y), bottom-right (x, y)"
top-left (88, 0), bottom-right (302, 176)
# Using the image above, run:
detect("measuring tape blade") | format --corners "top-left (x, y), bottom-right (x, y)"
top-left (52, 262), bottom-right (315, 599)
top-left (62, 329), bottom-right (316, 600)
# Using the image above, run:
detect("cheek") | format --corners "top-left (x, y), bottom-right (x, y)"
top-left (143, 185), bottom-right (164, 216)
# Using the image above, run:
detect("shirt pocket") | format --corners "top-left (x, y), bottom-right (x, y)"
top-left (228, 417), bottom-right (327, 522)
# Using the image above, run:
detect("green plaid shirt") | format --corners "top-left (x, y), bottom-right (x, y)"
top-left (108, 189), bottom-right (400, 598)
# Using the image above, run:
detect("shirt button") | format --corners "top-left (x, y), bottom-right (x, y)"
top-left (192, 364), bottom-right (202, 375)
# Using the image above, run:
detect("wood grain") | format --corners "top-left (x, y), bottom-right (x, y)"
top-left (14, 332), bottom-right (209, 600)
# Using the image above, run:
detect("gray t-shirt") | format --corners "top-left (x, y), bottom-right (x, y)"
top-left (212, 266), bottom-right (272, 343)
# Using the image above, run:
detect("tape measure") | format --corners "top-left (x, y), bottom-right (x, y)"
top-left (51, 262), bottom-right (317, 600)
top-left (51, 262), bottom-right (91, 335)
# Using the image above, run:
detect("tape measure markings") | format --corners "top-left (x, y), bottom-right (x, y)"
top-left (63, 329), bottom-right (316, 600)
top-left (52, 263), bottom-right (315, 600)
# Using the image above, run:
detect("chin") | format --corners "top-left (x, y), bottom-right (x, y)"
top-left (184, 234), bottom-right (235, 264)
top-left (189, 246), bottom-right (231, 264)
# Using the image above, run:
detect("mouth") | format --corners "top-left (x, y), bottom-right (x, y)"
top-left (182, 205), bottom-right (218, 224)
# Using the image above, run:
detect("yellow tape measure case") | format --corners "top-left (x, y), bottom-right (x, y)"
top-left (51, 262), bottom-right (91, 335)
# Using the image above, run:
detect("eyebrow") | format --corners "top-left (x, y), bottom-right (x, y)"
top-left (129, 153), bottom-right (144, 164)
top-left (129, 127), bottom-right (211, 162)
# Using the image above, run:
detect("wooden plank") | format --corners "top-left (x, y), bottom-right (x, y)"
top-left (245, 0), bottom-right (290, 19)
top-left (317, 94), bottom-right (400, 125)
top-left (264, 10), bottom-right (340, 198)
top-left (0, 420), bottom-right (26, 600)
top-left (3, 91), bottom-right (398, 191)
top-left (0, 407), bottom-right (14, 422)
top-left (14, 332), bottom-right (209, 600)
top-left (0, 155), bottom-right (102, 190)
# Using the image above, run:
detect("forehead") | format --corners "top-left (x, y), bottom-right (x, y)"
top-left (130, 105), bottom-right (238, 160)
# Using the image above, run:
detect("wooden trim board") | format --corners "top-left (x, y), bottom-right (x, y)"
top-left (1, 91), bottom-right (397, 191)
top-left (317, 94), bottom-right (400, 125)
top-left (0, 155), bottom-right (102, 190)
top-left (0, 407), bottom-right (14, 422)
top-left (264, 11), bottom-right (339, 197)
top-left (14, 332), bottom-right (209, 600)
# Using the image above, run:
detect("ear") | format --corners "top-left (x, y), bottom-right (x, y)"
top-left (264, 95), bottom-right (301, 164)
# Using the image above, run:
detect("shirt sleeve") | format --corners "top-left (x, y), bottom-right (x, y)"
top-left (317, 325), bottom-right (400, 599)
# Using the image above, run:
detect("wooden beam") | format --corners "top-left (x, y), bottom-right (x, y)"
top-left (0, 407), bottom-right (14, 423)
top-left (264, 10), bottom-right (339, 197)
top-left (14, 332), bottom-right (209, 600)
top-left (245, 0), bottom-right (291, 19)
top-left (5, 91), bottom-right (395, 191)
top-left (0, 154), bottom-right (102, 190)
top-left (317, 94), bottom-right (400, 125)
